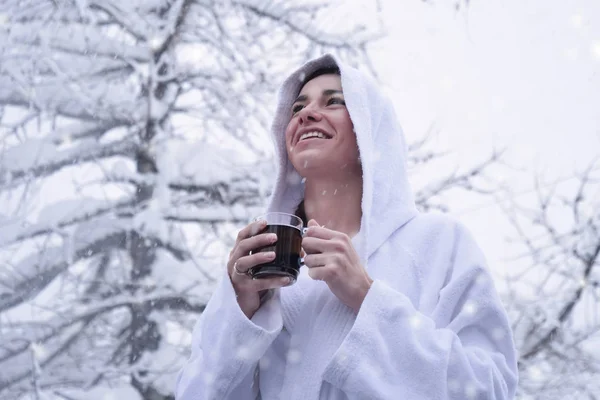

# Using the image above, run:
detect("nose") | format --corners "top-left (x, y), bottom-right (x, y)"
top-left (297, 105), bottom-right (322, 125)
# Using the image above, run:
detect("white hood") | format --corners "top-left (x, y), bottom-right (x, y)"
top-left (266, 54), bottom-right (418, 263)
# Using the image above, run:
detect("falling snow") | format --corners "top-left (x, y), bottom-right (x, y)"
top-left (0, 1), bottom-right (595, 399)
top-left (448, 379), bottom-right (460, 393)
top-left (409, 314), bottom-right (422, 329)
top-left (464, 382), bottom-right (478, 399)
top-left (463, 301), bottom-right (478, 316)
top-left (286, 349), bottom-right (302, 364)
top-left (492, 327), bottom-right (506, 341)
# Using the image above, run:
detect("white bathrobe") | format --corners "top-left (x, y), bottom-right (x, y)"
top-left (175, 54), bottom-right (518, 400)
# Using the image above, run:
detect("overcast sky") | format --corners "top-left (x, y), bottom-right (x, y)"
top-left (363, 0), bottom-right (600, 272)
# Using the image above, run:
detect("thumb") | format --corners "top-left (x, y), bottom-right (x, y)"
top-left (307, 219), bottom-right (319, 228)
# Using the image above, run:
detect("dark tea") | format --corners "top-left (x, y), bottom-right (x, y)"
top-left (249, 224), bottom-right (303, 283)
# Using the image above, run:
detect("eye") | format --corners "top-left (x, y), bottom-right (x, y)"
top-left (327, 97), bottom-right (346, 106)
top-left (292, 104), bottom-right (304, 114)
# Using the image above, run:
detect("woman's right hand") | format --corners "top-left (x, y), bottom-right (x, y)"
top-left (227, 219), bottom-right (290, 319)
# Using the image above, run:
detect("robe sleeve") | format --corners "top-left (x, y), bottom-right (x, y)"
top-left (323, 223), bottom-right (519, 399)
top-left (175, 273), bottom-right (283, 400)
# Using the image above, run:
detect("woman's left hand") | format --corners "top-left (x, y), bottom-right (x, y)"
top-left (302, 219), bottom-right (373, 313)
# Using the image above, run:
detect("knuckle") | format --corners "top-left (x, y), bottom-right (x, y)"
top-left (333, 253), bottom-right (344, 265)
top-left (332, 239), bottom-right (345, 252)
top-left (324, 268), bottom-right (336, 281)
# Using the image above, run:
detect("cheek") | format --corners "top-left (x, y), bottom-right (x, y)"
top-left (285, 120), bottom-right (297, 145)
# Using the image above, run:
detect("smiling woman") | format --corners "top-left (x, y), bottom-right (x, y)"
top-left (176, 54), bottom-right (518, 400)
top-left (286, 68), bottom-right (363, 237)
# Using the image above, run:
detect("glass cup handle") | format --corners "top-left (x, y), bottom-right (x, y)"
top-left (298, 227), bottom-right (308, 267)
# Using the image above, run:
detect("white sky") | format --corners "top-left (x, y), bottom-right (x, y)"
top-left (367, 0), bottom-right (600, 271)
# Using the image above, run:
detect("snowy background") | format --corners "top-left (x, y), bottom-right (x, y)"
top-left (0, 0), bottom-right (599, 399)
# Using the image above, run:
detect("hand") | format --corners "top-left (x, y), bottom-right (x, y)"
top-left (301, 219), bottom-right (373, 313)
top-left (227, 219), bottom-right (291, 319)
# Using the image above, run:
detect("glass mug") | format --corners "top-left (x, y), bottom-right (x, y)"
top-left (248, 212), bottom-right (306, 285)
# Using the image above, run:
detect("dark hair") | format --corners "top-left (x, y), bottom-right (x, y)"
top-left (301, 66), bottom-right (341, 87)
top-left (294, 200), bottom-right (307, 226)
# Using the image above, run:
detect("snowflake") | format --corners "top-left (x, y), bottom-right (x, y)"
top-left (298, 72), bottom-right (306, 83)
top-left (149, 36), bottom-right (163, 51)
top-left (286, 349), bottom-right (302, 364)
top-left (474, 273), bottom-right (487, 286)
top-left (463, 301), bottom-right (477, 316)
top-left (334, 349), bottom-right (349, 366)
top-left (286, 171), bottom-right (302, 186)
top-left (409, 314), bottom-right (422, 329)
top-left (529, 366), bottom-right (544, 381)
top-left (30, 342), bottom-right (47, 359)
top-left (464, 382), bottom-right (478, 399)
top-left (492, 327), bottom-right (506, 341)
top-left (203, 371), bottom-right (215, 385)
top-left (592, 41), bottom-right (600, 60)
top-left (236, 345), bottom-right (251, 361)
top-left (448, 378), bottom-right (460, 393)
top-left (570, 14), bottom-right (584, 28)
top-left (440, 76), bottom-right (455, 91)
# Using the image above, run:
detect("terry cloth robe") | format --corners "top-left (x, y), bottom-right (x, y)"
top-left (175, 54), bottom-right (519, 400)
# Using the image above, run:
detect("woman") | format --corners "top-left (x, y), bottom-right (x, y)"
top-left (175, 54), bottom-right (518, 399)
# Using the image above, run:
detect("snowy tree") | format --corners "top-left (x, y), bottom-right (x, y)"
top-left (501, 161), bottom-right (600, 399)
top-left (0, 1), bottom-right (500, 399)
top-left (0, 1), bottom-right (378, 399)
top-left (407, 128), bottom-right (504, 212)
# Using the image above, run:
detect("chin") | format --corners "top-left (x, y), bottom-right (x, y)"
top-left (293, 157), bottom-right (354, 177)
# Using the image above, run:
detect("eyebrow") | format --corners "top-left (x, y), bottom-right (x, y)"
top-left (293, 89), bottom-right (344, 104)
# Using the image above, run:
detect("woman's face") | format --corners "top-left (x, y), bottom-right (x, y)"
top-left (285, 74), bottom-right (360, 178)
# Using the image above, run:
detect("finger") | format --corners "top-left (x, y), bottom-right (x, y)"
top-left (236, 219), bottom-right (268, 243)
top-left (304, 223), bottom-right (338, 240)
top-left (234, 251), bottom-right (276, 274)
top-left (303, 253), bottom-right (328, 268)
top-left (231, 232), bottom-right (278, 262)
top-left (307, 219), bottom-right (320, 228)
top-left (301, 236), bottom-right (332, 254)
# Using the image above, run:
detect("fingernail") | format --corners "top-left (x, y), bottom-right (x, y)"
top-left (280, 277), bottom-right (291, 285)
top-left (265, 251), bottom-right (276, 258)
top-left (268, 233), bottom-right (277, 242)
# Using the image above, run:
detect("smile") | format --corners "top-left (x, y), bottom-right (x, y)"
top-left (298, 131), bottom-right (332, 142)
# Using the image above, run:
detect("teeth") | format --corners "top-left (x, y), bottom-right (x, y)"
top-left (299, 131), bottom-right (328, 141)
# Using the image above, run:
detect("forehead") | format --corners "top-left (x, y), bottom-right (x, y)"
top-left (299, 74), bottom-right (342, 95)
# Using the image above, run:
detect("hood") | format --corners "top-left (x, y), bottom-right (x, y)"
top-left (266, 54), bottom-right (418, 264)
